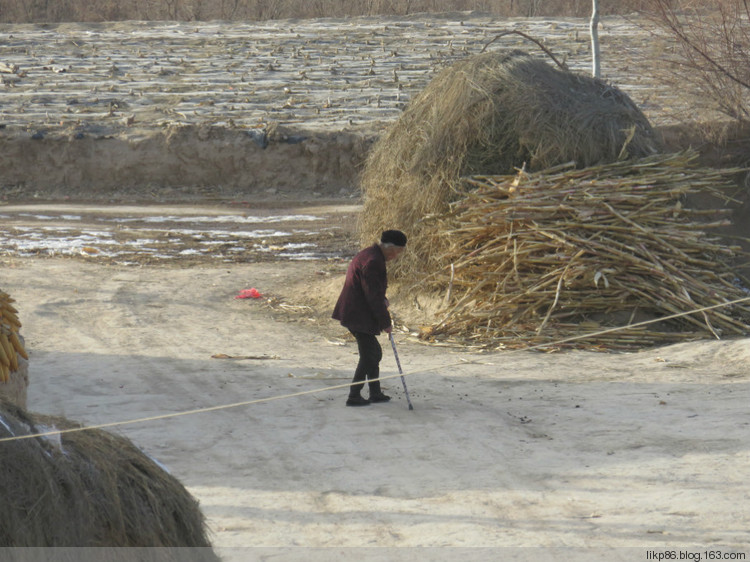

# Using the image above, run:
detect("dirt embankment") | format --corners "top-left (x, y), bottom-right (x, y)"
top-left (4, 120), bottom-right (750, 205)
top-left (0, 124), bottom-right (374, 201)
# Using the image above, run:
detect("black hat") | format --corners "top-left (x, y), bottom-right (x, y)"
top-left (380, 230), bottom-right (407, 247)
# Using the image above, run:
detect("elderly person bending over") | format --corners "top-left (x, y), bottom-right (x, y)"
top-left (332, 230), bottom-right (407, 407)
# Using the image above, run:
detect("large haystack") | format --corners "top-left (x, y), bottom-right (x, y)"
top-left (359, 50), bottom-right (660, 274)
top-left (0, 399), bottom-right (219, 560)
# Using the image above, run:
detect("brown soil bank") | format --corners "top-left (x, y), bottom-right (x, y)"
top-left (0, 124), bottom-right (375, 202)
top-left (1, 121), bottom-right (748, 204)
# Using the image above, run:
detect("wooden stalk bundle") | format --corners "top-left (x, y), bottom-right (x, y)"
top-left (422, 151), bottom-right (750, 350)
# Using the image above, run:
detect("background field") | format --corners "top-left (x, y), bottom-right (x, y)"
top-left (0, 12), bottom-right (730, 201)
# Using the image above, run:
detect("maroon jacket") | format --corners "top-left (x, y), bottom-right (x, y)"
top-left (332, 244), bottom-right (391, 335)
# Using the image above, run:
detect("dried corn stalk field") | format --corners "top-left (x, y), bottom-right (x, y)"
top-left (0, 14), bottom-right (701, 139)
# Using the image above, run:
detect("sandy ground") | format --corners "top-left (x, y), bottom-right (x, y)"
top-left (2, 233), bottom-right (749, 560)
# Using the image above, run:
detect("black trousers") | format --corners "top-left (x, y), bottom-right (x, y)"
top-left (349, 331), bottom-right (383, 397)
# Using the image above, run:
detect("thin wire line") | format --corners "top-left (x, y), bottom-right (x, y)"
top-left (513, 294), bottom-right (750, 352)
top-left (1, 295), bottom-right (749, 444)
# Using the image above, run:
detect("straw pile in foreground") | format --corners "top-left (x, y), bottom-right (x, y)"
top-left (420, 151), bottom-right (750, 350)
top-left (0, 291), bottom-right (29, 409)
top-left (0, 291), bottom-right (28, 383)
top-left (359, 50), bottom-right (660, 275)
top-left (0, 399), bottom-right (219, 560)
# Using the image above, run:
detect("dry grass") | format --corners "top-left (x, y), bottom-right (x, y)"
top-left (0, 399), bottom-right (219, 556)
top-left (0, 0), bottom-right (656, 23)
top-left (0, 291), bottom-right (28, 383)
top-left (359, 50), bottom-right (659, 277)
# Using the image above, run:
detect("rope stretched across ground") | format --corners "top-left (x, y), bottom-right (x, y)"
top-left (1, 294), bottom-right (749, 445)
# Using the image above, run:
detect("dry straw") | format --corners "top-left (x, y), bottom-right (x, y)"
top-left (358, 49), bottom-right (750, 349)
top-left (0, 291), bottom-right (28, 383)
top-left (421, 151), bottom-right (750, 349)
top-left (0, 399), bottom-right (219, 558)
top-left (358, 50), bottom-right (660, 275)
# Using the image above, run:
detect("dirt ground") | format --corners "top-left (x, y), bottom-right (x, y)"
top-left (2, 201), bottom-right (749, 560)
top-left (0, 12), bottom-right (749, 562)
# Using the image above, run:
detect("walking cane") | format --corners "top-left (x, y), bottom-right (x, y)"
top-left (389, 332), bottom-right (414, 411)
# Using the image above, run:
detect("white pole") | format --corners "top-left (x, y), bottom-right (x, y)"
top-left (591, 0), bottom-right (601, 78)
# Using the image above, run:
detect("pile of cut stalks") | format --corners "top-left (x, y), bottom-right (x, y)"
top-left (422, 151), bottom-right (750, 350)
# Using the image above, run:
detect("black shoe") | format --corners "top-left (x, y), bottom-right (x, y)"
top-left (369, 392), bottom-right (391, 403)
top-left (346, 395), bottom-right (370, 407)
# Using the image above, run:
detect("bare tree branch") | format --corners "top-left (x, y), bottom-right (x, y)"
top-left (645, 0), bottom-right (750, 122)
top-left (481, 29), bottom-right (569, 70)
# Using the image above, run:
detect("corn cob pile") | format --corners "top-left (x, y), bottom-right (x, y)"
top-left (0, 291), bottom-right (28, 382)
top-left (421, 151), bottom-right (750, 350)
